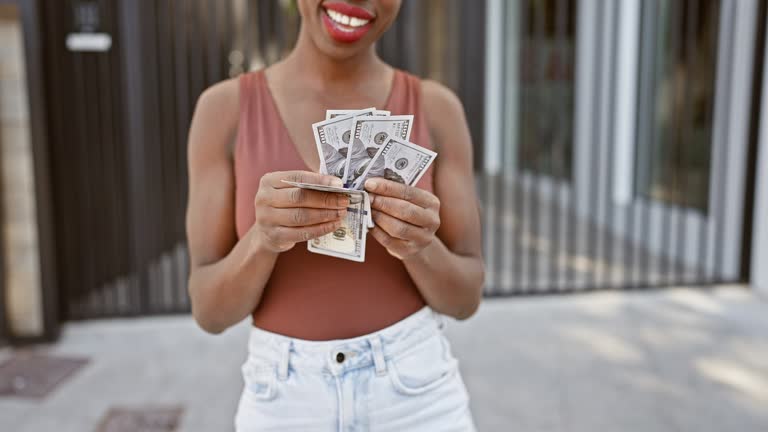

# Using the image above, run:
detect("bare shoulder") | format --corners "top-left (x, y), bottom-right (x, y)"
top-left (196, 76), bottom-right (240, 115)
top-left (421, 79), bottom-right (463, 114)
top-left (189, 77), bottom-right (241, 159)
top-left (420, 79), bottom-right (471, 155)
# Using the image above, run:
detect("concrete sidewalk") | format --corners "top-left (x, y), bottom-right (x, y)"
top-left (2, 286), bottom-right (767, 431)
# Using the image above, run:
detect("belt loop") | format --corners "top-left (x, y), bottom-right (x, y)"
top-left (432, 309), bottom-right (447, 330)
top-left (368, 335), bottom-right (387, 376)
top-left (277, 340), bottom-right (291, 381)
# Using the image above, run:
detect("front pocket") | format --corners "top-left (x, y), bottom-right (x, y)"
top-left (388, 334), bottom-right (459, 396)
top-left (241, 360), bottom-right (278, 401)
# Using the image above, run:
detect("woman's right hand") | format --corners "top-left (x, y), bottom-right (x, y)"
top-left (252, 171), bottom-right (349, 253)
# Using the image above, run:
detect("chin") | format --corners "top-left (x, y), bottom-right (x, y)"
top-left (298, 0), bottom-right (401, 60)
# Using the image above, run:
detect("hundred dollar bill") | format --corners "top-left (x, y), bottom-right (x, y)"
top-left (326, 109), bottom-right (390, 120)
top-left (343, 115), bottom-right (413, 187)
top-left (313, 108), bottom-right (375, 179)
top-left (281, 180), bottom-right (352, 194)
top-left (281, 180), bottom-right (374, 228)
top-left (351, 137), bottom-right (437, 190)
top-left (307, 189), bottom-right (369, 262)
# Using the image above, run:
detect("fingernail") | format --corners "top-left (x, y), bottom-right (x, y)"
top-left (337, 209), bottom-right (347, 217)
top-left (366, 179), bottom-right (378, 191)
top-left (337, 196), bottom-right (349, 207)
top-left (331, 178), bottom-right (343, 188)
top-left (369, 194), bottom-right (376, 205)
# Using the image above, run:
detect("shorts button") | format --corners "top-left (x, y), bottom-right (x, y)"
top-left (336, 352), bottom-right (345, 363)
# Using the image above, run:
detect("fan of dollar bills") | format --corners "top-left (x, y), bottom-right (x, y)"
top-left (286, 107), bottom-right (437, 263)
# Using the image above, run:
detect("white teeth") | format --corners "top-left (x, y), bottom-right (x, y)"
top-left (325, 8), bottom-right (371, 28)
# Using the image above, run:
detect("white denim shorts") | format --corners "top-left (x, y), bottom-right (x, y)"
top-left (234, 306), bottom-right (476, 432)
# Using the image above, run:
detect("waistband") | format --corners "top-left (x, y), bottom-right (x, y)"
top-left (246, 306), bottom-right (446, 376)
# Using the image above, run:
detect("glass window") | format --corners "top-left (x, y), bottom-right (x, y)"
top-left (516, 0), bottom-right (578, 181)
top-left (635, 0), bottom-right (720, 212)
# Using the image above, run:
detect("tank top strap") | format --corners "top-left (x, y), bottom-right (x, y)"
top-left (238, 70), bottom-right (269, 133)
top-left (236, 70), bottom-right (283, 163)
top-left (386, 70), bottom-right (433, 153)
top-left (237, 71), bottom-right (257, 156)
top-left (238, 71), bottom-right (251, 118)
top-left (399, 70), bottom-right (421, 114)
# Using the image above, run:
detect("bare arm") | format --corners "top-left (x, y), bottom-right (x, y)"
top-left (186, 80), bottom-right (348, 334)
top-left (366, 81), bottom-right (484, 320)
top-left (186, 79), bottom-right (272, 334)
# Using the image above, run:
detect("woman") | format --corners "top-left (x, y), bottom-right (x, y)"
top-left (185, 1), bottom-right (484, 430)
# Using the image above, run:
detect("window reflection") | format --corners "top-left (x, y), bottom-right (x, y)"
top-left (517, 0), bottom-right (578, 181)
top-left (635, 0), bottom-right (720, 212)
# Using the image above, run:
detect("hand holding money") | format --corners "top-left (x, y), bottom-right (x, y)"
top-left (298, 107), bottom-right (437, 262)
top-left (365, 178), bottom-right (441, 260)
top-left (283, 179), bottom-right (371, 262)
top-left (251, 171), bottom-right (349, 253)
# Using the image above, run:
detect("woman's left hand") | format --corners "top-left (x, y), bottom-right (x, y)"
top-left (364, 178), bottom-right (441, 260)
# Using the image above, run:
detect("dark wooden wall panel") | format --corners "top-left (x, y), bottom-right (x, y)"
top-left (38, 0), bottom-right (486, 320)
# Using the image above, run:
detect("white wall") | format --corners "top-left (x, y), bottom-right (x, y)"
top-left (751, 8), bottom-right (768, 298)
top-left (484, 0), bottom-right (504, 175)
top-left (0, 5), bottom-right (44, 337)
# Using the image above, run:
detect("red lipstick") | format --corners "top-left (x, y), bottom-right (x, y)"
top-left (324, 2), bottom-right (375, 19)
top-left (321, 2), bottom-right (375, 44)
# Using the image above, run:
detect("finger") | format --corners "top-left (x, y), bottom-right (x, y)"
top-left (370, 226), bottom-right (409, 254)
top-left (372, 210), bottom-right (430, 242)
top-left (270, 187), bottom-right (350, 209)
top-left (364, 178), bottom-right (438, 209)
top-left (272, 220), bottom-right (344, 243)
top-left (265, 207), bottom-right (347, 227)
top-left (264, 171), bottom-right (344, 189)
top-left (370, 195), bottom-right (436, 228)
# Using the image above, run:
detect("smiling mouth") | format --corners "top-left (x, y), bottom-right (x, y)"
top-left (324, 8), bottom-right (372, 30)
top-left (320, 2), bottom-right (376, 43)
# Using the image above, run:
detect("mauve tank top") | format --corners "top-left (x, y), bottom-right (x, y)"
top-left (234, 69), bottom-right (435, 340)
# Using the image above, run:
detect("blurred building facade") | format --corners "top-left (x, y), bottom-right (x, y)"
top-left (0, 0), bottom-right (767, 344)
top-left (482, 0), bottom-right (763, 295)
top-left (0, 1), bottom-right (51, 345)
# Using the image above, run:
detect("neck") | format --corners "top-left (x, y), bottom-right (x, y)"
top-left (285, 26), bottom-right (383, 85)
